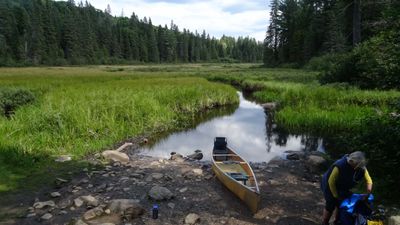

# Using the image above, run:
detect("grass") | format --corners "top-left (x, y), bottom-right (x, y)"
top-left (0, 64), bottom-right (399, 201)
top-left (0, 66), bottom-right (238, 191)
top-left (205, 68), bottom-right (400, 135)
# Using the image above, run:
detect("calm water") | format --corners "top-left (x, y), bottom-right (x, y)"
top-left (138, 92), bottom-right (323, 162)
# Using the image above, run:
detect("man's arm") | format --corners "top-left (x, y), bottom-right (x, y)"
top-left (364, 169), bottom-right (373, 193)
top-left (328, 167), bottom-right (339, 198)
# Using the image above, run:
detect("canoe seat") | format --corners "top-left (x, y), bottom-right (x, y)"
top-left (228, 172), bottom-right (249, 185)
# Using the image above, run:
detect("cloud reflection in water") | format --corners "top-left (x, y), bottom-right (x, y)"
top-left (138, 92), bottom-right (305, 162)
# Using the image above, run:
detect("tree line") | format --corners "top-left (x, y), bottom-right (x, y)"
top-left (263, 0), bottom-right (400, 89)
top-left (0, 0), bottom-right (264, 66)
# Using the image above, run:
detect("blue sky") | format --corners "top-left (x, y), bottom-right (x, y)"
top-left (76, 0), bottom-right (269, 41)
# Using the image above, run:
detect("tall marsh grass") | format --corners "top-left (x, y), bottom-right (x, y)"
top-left (0, 67), bottom-right (238, 190)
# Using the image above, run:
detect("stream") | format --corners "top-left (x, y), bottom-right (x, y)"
top-left (138, 92), bottom-right (324, 162)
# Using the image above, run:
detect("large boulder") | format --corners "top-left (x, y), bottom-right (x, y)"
top-left (148, 186), bottom-right (174, 201)
top-left (185, 213), bottom-right (200, 224)
top-left (389, 216), bottom-right (400, 225)
top-left (108, 199), bottom-right (141, 213)
top-left (305, 155), bottom-right (327, 173)
top-left (102, 150), bottom-right (129, 163)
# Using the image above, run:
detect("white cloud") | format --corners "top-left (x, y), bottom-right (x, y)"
top-left (71, 0), bottom-right (269, 41)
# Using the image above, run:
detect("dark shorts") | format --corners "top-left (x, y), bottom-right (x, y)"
top-left (321, 179), bottom-right (339, 212)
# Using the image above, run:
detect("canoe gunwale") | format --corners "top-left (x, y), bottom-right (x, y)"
top-left (211, 147), bottom-right (260, 194)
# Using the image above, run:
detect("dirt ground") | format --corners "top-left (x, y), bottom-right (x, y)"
top-left (0, 141), bottom-right (325, 225)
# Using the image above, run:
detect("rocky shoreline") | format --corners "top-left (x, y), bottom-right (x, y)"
top-left (2, 139), bottom-right (331, 225)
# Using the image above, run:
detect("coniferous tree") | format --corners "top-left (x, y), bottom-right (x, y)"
top-left (147, 19), bottom-right (159, 63)
top-left (0, 0), bottom-right (264, 66)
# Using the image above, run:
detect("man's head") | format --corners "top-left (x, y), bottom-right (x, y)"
top-left (347, 151), bottom-right (367, 169)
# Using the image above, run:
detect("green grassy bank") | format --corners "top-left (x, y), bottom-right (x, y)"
top-left (204, 65), bottom-right (400, 202)
top-left (206, 68), bottom-right (400, 135)
top-left (0, 66), bottom-right (238, 191)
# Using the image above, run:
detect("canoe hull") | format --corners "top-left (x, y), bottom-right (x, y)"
top-left (212, 149), bottom-right (260, 213)
top-left (212, 162), bottom-right (260, 213)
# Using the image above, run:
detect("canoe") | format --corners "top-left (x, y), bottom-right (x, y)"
top-left (211, 137), bottom-right (260, 213)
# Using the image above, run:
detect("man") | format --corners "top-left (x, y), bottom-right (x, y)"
top-left (321, 151), bottom-right (373, 225)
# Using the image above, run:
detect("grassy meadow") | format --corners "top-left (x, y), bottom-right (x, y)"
top-left (0, 64), bottom-right (399, 198)
top-left (0, 66), bottom-right (238, 191)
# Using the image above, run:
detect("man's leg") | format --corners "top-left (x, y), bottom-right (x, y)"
top-left (322, 208), bottom-right (332, 225)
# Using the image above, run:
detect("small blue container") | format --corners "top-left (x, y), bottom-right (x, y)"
top-left (152, 204), bottom-right (159, 219)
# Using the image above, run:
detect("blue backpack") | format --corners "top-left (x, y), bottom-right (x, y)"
top-left (338, 194), bottom-right (374, 225)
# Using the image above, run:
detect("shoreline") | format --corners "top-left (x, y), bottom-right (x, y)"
top-left (0, 139), bottom-right (326, 225)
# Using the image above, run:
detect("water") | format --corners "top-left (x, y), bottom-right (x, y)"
top-left (138, 92), bottom-right (321, 162)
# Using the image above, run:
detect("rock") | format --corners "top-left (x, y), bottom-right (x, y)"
top-left (389, 216), bottom-right (400, 225)
top-left (151, 173), bottom-right (164, 180)
top-left (168, 203), bottom-right (175, 209)
top-left (41, 213), bottom-right (52, 220)
top-left (26, 213), bottom-right (36, 218)
top-left (55, 177), bottom-right (68, 186)
top-left (192, 169), bottom-right (203, 176)
top-left (187, 151), bottom-right (203, 161)
top-left (179, 187), bottom-right (188, 193)
top-left (305, 155), bottom-right (327, 173)
top-left (105, 209), bottom-right (111, 214)
top-left (148, 186), bottom-right (174, 201)
top-left (116, 142), bottom-right (133, 152)
top-left (33, 201), bottom-right (56, 209)
top-left (74, 198), bottom-right (84, 207)
top-left (284, 151), bottom-right (304, 160)
top-left (262, 102), bottom-right (278, 110)
top-left (80, 195), bottom-right (99, 207)
top-left (102, 150), bottom-right (130, 163)
top-left (268, 179), bottom-right (280, 186)
top-left (108, 199), bottom-right (142, 212)
top-left (170, 153), bottom-right (184, 161)
top-left (204, 175), bottom-right (213, 180)
top-left (185, 213), bottom-right (200, 224)
top-left (75, 220), bottom-right (88, 225)
top-left (108, 199), bottom-right (144, 219)
top-left (124, 206), bottom-right (145, 220)
top-left (50, 192), bottom-right (61, 198)
top-left (83, 206), bottom-right (104, 220)
top-left (59, 210), bottom-right (68, 215)
top-left (55, 155), bottom-right (72, 162)
top-left (145, 176), bottom-right (153, 182)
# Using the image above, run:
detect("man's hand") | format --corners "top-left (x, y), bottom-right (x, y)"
top-left (367, 183), bottom-right (373, 194)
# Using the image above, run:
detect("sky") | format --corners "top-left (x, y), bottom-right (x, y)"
top-left (74, 0), bottom-right (269, 42)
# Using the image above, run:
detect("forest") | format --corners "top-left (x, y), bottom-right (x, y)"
top-left (263, 0), bottom-right (400, 89)
top-left (0, 0), bottom-right (264, 66)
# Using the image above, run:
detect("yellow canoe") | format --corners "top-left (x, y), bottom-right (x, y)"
top-left (211, 138), bottom-right (260, 213)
